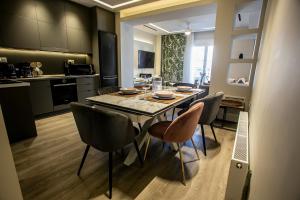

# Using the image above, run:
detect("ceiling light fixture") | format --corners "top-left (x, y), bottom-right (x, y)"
top-left (149, 23), bottom-right (170, 34)
top-left (184, 22), bottom-right (192, 36)
top-left (134, 38), bottom-right (153, 45)
top-left (93, 0), bottom-right (142, 9)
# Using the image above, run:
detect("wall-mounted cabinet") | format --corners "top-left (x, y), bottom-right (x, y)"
top-left (0, 0), bottom-right (91, 54)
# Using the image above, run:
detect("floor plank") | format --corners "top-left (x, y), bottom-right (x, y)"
top-left (11, 112), bottom-right (235, 200)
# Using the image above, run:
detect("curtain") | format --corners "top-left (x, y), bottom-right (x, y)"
top-left (161, 34), bottom-right (186, 82)
top-left (183, 33), bottom-right (194, 83)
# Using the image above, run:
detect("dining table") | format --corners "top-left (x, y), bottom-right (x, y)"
top-left (86, 88), bottom-right (204, 166)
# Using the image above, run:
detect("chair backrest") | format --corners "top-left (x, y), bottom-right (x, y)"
top-left (174, 82), bottom-right (195, 88)
top-left (163, 102), bottom-right (204, 143)
top-left (98, 86), bottom-right (120, 95)
top-left (191, 92), bottom-right (224, 124)
top-left (70, 102), bottom-right (136, 152)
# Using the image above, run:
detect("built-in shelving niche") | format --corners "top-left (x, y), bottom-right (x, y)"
top-left (227, 0), bottom-right (263, 87)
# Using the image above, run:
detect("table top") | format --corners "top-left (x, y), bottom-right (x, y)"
top-left (86, 89), bottom-right (204, 117)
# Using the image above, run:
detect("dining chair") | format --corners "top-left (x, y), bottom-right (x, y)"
top-left (144, 102), bottom-right (204, 185)
top-left (179, 92), bottom-right (224, 156)
top-left (98, 86), bottom-right (120, 95)
top-left (70, 102), bottom-right (143, 199)
top-left (171, 82), bottom-right (195, 120)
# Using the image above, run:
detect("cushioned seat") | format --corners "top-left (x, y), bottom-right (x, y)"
top-left (144, 102), bottom-right (204, 185)
top-left (148, 121), bottom-right (172, 139)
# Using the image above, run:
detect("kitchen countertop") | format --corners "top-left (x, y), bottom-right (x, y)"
top-left (17, 74), bottom-right (99, 81)
top-left (0, 81), bottom-right (30, 89)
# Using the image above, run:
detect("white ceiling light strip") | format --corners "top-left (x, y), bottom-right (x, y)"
top-left (149, 23), bottom-right (170, 34)
top-left (93, 0), bottom-right (142, 9)
top-left (134, 38), bottom-right (153, 44)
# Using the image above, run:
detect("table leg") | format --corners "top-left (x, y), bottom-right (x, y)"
top-left (123, 117), bottom-right (155, 166)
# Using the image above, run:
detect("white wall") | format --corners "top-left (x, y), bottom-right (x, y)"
top-left (120, 22), bottom-right (134, 87)
top-left (0, 106), bottom-right (23, 200)
top-left (133, 29), bottom-right (161, 77)
top-left (249, 0), bottom-right (300, 199)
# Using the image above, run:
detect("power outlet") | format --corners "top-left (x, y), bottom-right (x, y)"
top-left (0, 57), bottom-right (7, 63)
top-left (67, 59), bottom-right (75, 64)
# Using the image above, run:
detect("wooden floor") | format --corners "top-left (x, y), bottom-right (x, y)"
top-left (11, 112), bottom-right (235, 200)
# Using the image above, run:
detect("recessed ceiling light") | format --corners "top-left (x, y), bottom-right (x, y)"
top-left (149, 23), bottom-right (170, 33)
top-left (93, 0), bottom-right (142, 9)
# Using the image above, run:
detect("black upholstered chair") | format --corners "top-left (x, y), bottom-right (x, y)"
top-left (98, 86), bottom-right (120, 95)
top-left (190, 92), bottom-right (224, 156)
top-left (70, 102), bottom-right (143, 199)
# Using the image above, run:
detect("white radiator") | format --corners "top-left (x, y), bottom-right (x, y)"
top-left (225, 111), bottom-right (249, 200)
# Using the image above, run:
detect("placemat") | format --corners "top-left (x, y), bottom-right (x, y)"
top-left (142, 95), bottom-right (183, 104)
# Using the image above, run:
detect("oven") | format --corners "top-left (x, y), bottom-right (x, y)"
top-left (50, 78), bottom-right (78, 111)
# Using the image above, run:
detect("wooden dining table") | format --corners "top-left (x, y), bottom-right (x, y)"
top-left (86, 88), bottom-right (204, 166)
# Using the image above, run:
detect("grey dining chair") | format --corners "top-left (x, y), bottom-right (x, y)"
top-left (70, 102), bottom-right (143, 199)
top-left (179, 92), bottom-right (224, 156)
top-left (171, 82), bottom-right (195, 119)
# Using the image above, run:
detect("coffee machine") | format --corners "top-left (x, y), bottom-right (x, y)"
top-left (15, 62), bottom-right (33, 78)
top-left (0, 63), bottom-right (17, 79)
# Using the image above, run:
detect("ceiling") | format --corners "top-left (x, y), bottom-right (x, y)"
top-left (134, 4), bottom-right (217, 35)
top-left (69, 0), bottom-right (160, 11)
top-left (134, 0), bottom-right (262, 35)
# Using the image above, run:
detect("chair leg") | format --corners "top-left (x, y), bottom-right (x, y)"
top-left (77, 145), bottom-right (90, 176)
top-left (134, 139), bottom-right (144, 167)
top-left (177, 143), bottom-right (186, 185)
top-left (172, 108), bottom-right (176, 120)
top-left (144, 136), bottom-right (151, 160)
top-left (210, 123), bottom-right (218, 143)
top-left (108, 152), bottom-right (113, 199)
top-left (200, 124), bottom-right (207, 156)
top-left (190, 138), bottom-right (200, 160)
top-left (138, 123), bottom-right (142, 133)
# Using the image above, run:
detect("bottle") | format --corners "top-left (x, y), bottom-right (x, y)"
top-left (152, 76), bottom-right (162, 92)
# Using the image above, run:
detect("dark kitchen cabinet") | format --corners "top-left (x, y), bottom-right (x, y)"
top-left (0, 0), bottom-right (93, 54)
top-left (65, 2), bottom-right (92, 53)
top-left (27, 80), bottom-right (54, 116)
top-left (36, 0), bottom-right (68, 51)
top-left (0, 84), bottom-right (37, 143)
top-left (38, 21), bottom-right (68, 51)
top-left (67, 28), bottom-right (91, 53)
top-left (0, 13), bottom-right (40, 50)
top-left (76, 76), bottom-right (99, 103)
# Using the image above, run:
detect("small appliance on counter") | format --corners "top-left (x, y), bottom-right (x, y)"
top-left (30, 62), bottom-right (43, 77)
top-left (64, 62), bottom-right (95, 76)
top-left (0, 62), bottom-right (17, 79)
top-left (15, 62), bottom-right (33, 78)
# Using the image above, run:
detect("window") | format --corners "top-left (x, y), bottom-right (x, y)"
top-left (190, 45), bottom-right (214, 84)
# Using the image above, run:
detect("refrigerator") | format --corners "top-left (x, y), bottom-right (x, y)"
top-left (99, 31), bottom-right (118, 88)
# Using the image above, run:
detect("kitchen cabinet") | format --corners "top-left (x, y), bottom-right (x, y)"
top-left (0, 0), bottom-right (93, 53)
top-left (28, 80), bottom-right (54, 116)
top-left (0, 83), bottom-right (37, 143)
top-left (67, 28), bottom-right (91, 53)
top-left (65, 2), bottom-right (92, 53)
top-left (0, 13), bottom-right (40, 50)
top-left (76, 76), bottom-right (99, 103)
top-left (36, 0), bottom-right (68, 51)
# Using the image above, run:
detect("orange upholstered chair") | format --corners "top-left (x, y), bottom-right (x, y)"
top-left (144, 102), bottom-right (204, 185)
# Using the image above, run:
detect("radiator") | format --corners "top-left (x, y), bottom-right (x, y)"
top-left (225, 111), bottom-right (249, 200)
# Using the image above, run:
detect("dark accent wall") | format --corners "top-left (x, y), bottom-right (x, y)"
top-left (0, 0), bottom-right (92, 54)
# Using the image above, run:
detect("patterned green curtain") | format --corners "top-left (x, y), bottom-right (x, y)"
top-left (161, 34), bottom-right (186, 82)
